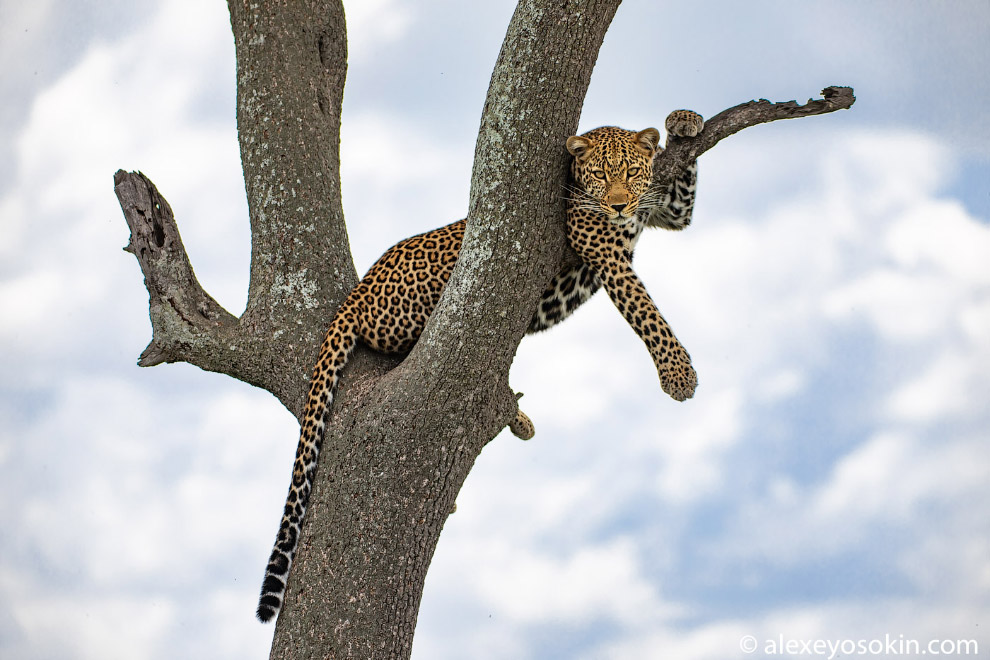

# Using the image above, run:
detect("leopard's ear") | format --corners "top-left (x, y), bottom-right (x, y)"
top-left (634, 127), bottom-right (661, 155)
top-left (566, 135), bottom-right (593, 161)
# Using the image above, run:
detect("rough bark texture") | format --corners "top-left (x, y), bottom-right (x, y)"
top-left (230, 0), bottom-right (355, 413)
top-left (113, 0), bottom-right (855, 657)
top-left (271, 2), bottom-right (624, 658)
top-left (116, 170), bottom-right (277, 394)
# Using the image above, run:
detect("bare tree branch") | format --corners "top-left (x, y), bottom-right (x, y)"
top-left (114, 169), bottom-right (308, 407)
top-left (653, 86), bottom-right (856, 190)
top-left (116, 170), bottom-right (237, 351)
top-left (115, 171), bottom-right (235, 363)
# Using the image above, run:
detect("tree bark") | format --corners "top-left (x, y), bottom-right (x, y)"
top-left (114, 1), bottom-right (854, 657)
top-left (271, 2), bottom-right (624, 657)
top-left (229, 0), bottom-right (355, 413)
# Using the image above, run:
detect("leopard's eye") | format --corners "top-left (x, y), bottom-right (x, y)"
top-left (590, 169), bottom-right (606, 180)
top-left (627, 167), bottom-right (641, 177)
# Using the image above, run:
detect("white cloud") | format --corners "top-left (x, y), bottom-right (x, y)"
top-left (811, 432), bottom-right (971, 525)
top-left (823, 268), bottom-right (956, 341)
top-left (5, 374), bottom-right (292, 580)
top-left (714, 427), bottom-right (989, 581)
top-left (0, 0), bottom-right (248, 371)
top-left (4, 586), bottom-right (176, 660)
top-left (679, 126), bottom-right (990, 583)
top-left (885, 200), bottom-right (990, 283)
top-left (340, 110), bottom-right (474, 270)
top-left (472, 537), bottom-right (661, 624)
top-left (885, 350), bottom-right (977, 423)
top-left (0, 268), bottom-right (62, 334)
top-left (344, 0), bottom-right (414, 61)
top-left (0, 0), bottom-right (56, 73)
top-left (646, 388), bottom-right (744, 503)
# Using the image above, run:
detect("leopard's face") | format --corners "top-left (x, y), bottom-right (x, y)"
top-left (566, 126), bottom-right (660, 221)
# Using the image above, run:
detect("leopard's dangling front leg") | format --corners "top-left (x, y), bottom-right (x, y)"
top-left (565, 213), bottom-right (697, 402)
top-left (561, 119), bottom-right (702, 402)
top-left (595, 261), bottom-right (697, 401)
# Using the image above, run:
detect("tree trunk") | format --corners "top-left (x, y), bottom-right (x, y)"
top-left (267, 2), bottom-right (623, 657)
top-left (114, 0), bottom-right (854, 657)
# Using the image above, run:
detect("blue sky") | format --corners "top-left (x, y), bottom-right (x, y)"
top-left (1, 1), bottom-right (988, 658)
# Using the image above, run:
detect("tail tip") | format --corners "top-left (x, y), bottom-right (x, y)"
top-left (257, 598), bottom-right (280, 623)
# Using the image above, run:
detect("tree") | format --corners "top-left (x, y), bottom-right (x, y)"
top-left (114, 0), bottom-right (853, 657)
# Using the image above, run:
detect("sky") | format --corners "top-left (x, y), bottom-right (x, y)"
top-left (0, 0), bottom-right (988, 658)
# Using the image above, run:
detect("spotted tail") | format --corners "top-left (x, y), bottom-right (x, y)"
top-left (256, 311), bottom-right (359, 623)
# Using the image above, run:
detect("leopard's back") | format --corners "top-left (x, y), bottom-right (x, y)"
top-left (354, 219), bottom-right (465, 353)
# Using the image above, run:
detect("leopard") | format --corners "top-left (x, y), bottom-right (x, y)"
top-left (256, 109), bottom-right (704, 623)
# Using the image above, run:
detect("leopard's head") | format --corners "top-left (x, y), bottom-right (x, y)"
top-left (565, 126), bottom-right (660, 221)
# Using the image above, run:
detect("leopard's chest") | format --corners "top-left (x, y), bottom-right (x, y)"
top-left (566, 206), bottom-right (645, 265)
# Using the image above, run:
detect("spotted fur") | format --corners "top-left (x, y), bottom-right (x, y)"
top-left (642, 109), bottom-right (703, 230)
top-left (559, 114), bottom-right (702, 401)
top-left (256, 110), bottom-right (703, 623)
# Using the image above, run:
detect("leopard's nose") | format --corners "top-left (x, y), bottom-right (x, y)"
top-left (610, 203), bottom-right (627, 214)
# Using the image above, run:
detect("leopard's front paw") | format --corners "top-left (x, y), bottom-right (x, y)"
top-left (660, 359), bottom-right (698, 402)
top-left (665, 109), bottom-right (704, 139)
